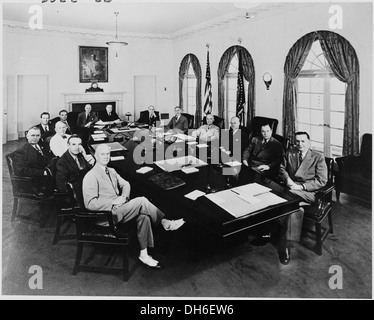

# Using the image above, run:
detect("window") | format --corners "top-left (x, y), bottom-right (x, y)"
top-left (225, 53), bottom-right (248, 127)
top-left (184, 63), bottom-right (197, 116)
top-left (297, 41), bottom-right (346, 158)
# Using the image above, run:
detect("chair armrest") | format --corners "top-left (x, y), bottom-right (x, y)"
top-left (10, 175), bottom-right (35, 183)
top-left (313, 182), bottom-right (334, 218)
top-left (74, 209), bottom-right (118, 231)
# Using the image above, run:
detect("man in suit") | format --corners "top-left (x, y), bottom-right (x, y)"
top-left (77, 104), bottom-right (98, 129)
top-left (36, 112), bottom-right (55, 142)
top-left (192, 114), bottom-right (219, 142)
top-left (56, 135), bottom-right (95, 203)
top-left (13, 126), bottom-right (53, 194)
top-left (166, 106), bottom-right (189, 134)
top-left (278, 131), bottom-right (328, 264)
top-left (50, 121), bottom-right (71, 157)
top-left (221, 116), bottom-right (249, 161)
top-left (137, 105), bottom-right (160, 126)
top-left (83, 144), bottom-right (185, 269)
top-left (98, 104), bottom-right (122, 123)
top-left (52, 110), bottom-right (74, 135)
top-left (242, 123), bottom-right (284, 179)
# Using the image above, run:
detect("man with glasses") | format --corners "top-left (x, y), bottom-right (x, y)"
top-left (137, 105), bottom-right (160, 127)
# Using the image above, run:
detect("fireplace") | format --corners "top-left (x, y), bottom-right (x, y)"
top-left (63, 91), bottom-right (126, 115)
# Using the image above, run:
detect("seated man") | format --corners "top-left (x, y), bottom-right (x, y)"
top-left (221, 116), bottom-right (249, 161)
top-left (56, 135), bottom-right (95, 202)
top-left (52, 109), bottom-right (74, 135)
top-left (82, 144), bottom-right (185, 269)
top-left (76, 104), bottom-right (98, 129)
top-left (166, 106), bottom-right (189, 134)
top-left (50, 121), bottom-right (71, 157)
top-left (36, 112), bottom-right (55, 142)
top-left (278, 131), bottom-right (328, 264)
top-left (99, 104), bottom-right (122, 124)
top-left (13, 126), bottom-right (53, 194)
top-left (192, 114), bottom-right (219, 142)
top-left (137, 105), bottom-right (160, 126)
top-left (242, 123), bottom-right (284, 179)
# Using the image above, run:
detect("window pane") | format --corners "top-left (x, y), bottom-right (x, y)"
top-left (310, 93), bottom-right (324, 109)
top-left (311, 125), bottom-right (324, 143)
top-left (330, 94), bottom-right (345, 112)
top-left (298, 108), bottom-right (310, 124)
top-left (330, 128), bottom-right (343, 147)
top-left (330, 78), bottom-right (346, 94)
top-left (228, 89), bottom-right (236, 101)
top-left (310, 110), bottom-right (324, 126)
top-left (298, 93), bottom-right (310, 108)
top-left (310, 78), bottom-right (324, 93)
top-left (331, 146), bottom-right (343, 158)
top-left (298, 78), bottom-right (310, 92)
top-left (330, 112), bottom-right (344, 129)
top-left (297, 123), bottom-right (311, 133)
top-left (311, 141), bottom-right (324, 153)
top-left (228, 77), bottom-right (237, 88)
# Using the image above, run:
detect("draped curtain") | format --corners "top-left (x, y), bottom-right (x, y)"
top-left (217, 45), bottom-right (255, 127)
top-left (178, 54), bottom-right (202, 128)
top-left (318, 31), bottom-right (360, 155)
top-left (283, 30), bottom-right (360, 155)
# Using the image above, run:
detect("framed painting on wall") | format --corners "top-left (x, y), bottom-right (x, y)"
top-left (79, 46), bottom-right (108, 83)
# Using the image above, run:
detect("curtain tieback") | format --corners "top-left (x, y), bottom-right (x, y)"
top-left (346, 72), bottom-right (357, 84)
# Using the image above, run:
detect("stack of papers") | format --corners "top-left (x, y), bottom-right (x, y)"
top-left (181, 167), bottom-right (199, 174)
top-left (91, 133), bottom-right (106, 141)
top-left (196, 144), bottom-right (208, 148)
top-left (184, 190), bottom-right (206, 200)
top-left (187, 141), bottom-right (198, 145)
top-left (110, 156), bottom-right (125, 161)
top-left (154, 155), bottom-right (207, 172)
top-left (136, 166), bottom-right (153, 174)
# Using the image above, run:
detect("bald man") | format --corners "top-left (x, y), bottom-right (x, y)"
top-left (82, 144), bottom-right (185, 269)
top-left (192, 114), bottom-right (219, 142)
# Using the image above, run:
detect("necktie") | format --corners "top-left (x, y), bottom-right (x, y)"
top-left (62, 135), bottom-right (67, 139)
top-left (299, 151), bottom-right (303, 166)
top-left (44, 125), bottom-right (48, 131)
top-left (262, 140), bottom-right (268, 149)
top-left (75, 156), bottom-right (83, 170)
top-left (34, 145), bottom-right (43, 156)
top-left (105, 167), bottom-right (118, 195)
top-left (86, 113), bottom-right (90, 122)
top-left (64, 121), bottom-right (70, 129)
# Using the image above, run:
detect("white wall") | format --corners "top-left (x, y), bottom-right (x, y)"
top-left (172, 2), bottom-right (372, 138)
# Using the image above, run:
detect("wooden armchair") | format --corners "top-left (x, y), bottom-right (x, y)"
top-left (67, 182), bottom-right (133, 281)
top-left (335, 133), bottom-right (372, 205)
top-left (302, 157), bottom-right (335, 255)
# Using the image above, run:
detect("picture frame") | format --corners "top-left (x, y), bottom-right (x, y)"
top-left (79, 46), bottom-right (108, 83)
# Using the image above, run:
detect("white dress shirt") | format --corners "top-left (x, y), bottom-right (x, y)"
top-left (50, 133), bottom-right (71, 157)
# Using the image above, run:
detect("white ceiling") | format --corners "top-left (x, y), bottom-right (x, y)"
top-left (2, 1), bottom-right (310, 36)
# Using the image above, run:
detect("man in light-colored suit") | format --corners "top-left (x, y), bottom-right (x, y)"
top-left (278, 131), bottom-right (328, 264)
top-left (82, 144), bottom-right (185, 269)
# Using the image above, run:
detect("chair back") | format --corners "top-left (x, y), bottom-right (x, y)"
top-left (202, 115), bottom-right (225, 129)
top-left (5, 153), bottom-right (16, 177)
top-left (182, 113), bottom-right (195, 129)
top-left (273, 134), bottom-right (289, 152)
top-left (66, 182), bottom-right (83, 209)
top-left (249, 116), bottom-right (279, 138)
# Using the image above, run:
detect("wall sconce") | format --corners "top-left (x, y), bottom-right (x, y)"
top-left (263, 72), bottom-right (272, 90)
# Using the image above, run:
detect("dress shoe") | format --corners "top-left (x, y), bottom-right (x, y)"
top-left (279, 247), bottom-right (291, 265)
top-left (250, 233), bottom-right (272, 246)
top-left (162, 219), bottom-right (185, 231)
top-left (139, 255), bottom-right (163, 270)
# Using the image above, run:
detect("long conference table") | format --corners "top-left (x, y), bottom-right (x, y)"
top-left (88, 124), bottom-right (300, 253)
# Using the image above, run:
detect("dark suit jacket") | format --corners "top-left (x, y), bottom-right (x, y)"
top-left (77, 112), bottom-right (98, 128)
top-left (36, 122), bottom-right (55, 141)
top-left (13, 142), bottom-right (51, 177)
top-left (99, 110), bottom-right (120, 122)
top-left (279, 148), bottom-right (328, 203)
top-left (50, 118), bottom-right (74, 135)
top-left (228, 126), bottom-right (249, 160)
top-left (56, 150), bottom-right (92, 194)
top-left (137, 110), bottom-right (160, 126)
top-left (166, 115), bottom-right (189, 134)
top-left (242, 136), bottom-right (284, 177)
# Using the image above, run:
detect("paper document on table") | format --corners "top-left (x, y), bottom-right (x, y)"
top-left (181, 167), bottom-right (199, 174)
top-left (94, 130), bottom-right (104, 134)
top-left (232, 183), bottom-right (271, 197)
top-left (155, 155), bottom-right (207, 172)
top-left (91, 142), bottom-right (127, 152)
top-left (174, 133), bottom-right (195, 141)
top-left (111, 127), bottom-right (140, 133)
top-left (110, 156), bottom-right (125, 161)
top-left (91, 133), bottom-right (106, 139)
top-left (225, 160), bottom-right (242, 166)
top-left (196, 144), bottom-right (208, 148)
top-left (94, 125), bottom-right (105, 129)
top-left (136, 166), bottom-right (153, 174)
top-left (184, 190), bottom-right (206, 201)
top-left (187, 141), bottom-right (198, 145)
top-left (205, 188), bottom-right (287, 218)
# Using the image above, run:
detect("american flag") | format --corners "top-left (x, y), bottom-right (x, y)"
top-left (203, 50), bottom-right (212, 114)
top-left (236, 50), bottom-right (245, 125)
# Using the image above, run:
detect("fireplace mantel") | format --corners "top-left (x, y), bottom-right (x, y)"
top-left (63, 92), bottom-right (126, 112)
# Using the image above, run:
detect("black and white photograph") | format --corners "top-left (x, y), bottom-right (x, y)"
top-left (1, 0), bottom-right (372, 301)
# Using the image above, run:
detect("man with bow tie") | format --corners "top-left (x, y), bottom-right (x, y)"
top-left (242, 123), bottom-right (284, 179)
top-left (278, 131), bottom-right (328, 264)
top-left (166, 106), bottom-right (189, 134)
top-left (83, 144), bottom-right (185, 269)
top-left (13, 126), bottom-right (53, 194)
top-left (50, 121), bottom-right (71, 157)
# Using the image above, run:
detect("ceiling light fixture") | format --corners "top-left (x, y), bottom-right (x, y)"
top-left (106, 12), bottom-right (128, 57)
top-left (234, 2), bottom-right (260, 19)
